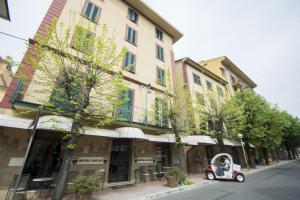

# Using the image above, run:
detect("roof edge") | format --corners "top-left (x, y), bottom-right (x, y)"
top-left (176, 57), bottom-right (228, 85)
top-left (123, 0), bottom-right (183, 43)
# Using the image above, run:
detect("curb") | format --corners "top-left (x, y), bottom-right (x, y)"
top-left (140, 180), bottom-right (214, 200)
top-left (141, 160), bottom-right (297, 200)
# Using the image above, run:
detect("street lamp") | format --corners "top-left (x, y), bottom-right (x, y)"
top-left (237, 133), bottom-right (249, 169)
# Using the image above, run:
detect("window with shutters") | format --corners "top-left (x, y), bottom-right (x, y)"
top-left (128, 8), bottom-right (138, 23)
top-left (192, 73), bottom-right (201, 85)
top-left (118, 90), bottom-right (134, 121)
top-left (71, 26), bottom-right (95, 53)
top-left (82, 1), bottom-right (101, 23)
top-left (123, 52), bottom-right (136, 73)
top-left (217, 86), bottom-right (224, 96)
top-left (206, 80), bottom-right (213, 91)
top-left (126, 26), bottom-right (137, 45)
top-left (156, 67), bottom-right (166, 86)
top-left (155, 27), bottom-right (163, 41)
top-left (156, 44), bottom-right (164, 61)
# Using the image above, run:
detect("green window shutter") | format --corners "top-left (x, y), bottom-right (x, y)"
top-left (85, 3), bottom-right (92, 18)
top-left (119, 90), bottom-right (133, 121)
top-left (91, 5), bottom-right (98, 22)
top-left (156, 67), bottom-right (165, 85)
top-left (132, 29), bottom-right (136, 44)
top-left (124, 52), bottom-right (135, 72)
top-left (84, 2), bottom-right (99, 22)
top-left (127, 28), bottom-right (132, 42)
top-left (129, 9), bottom-right (138, 23)
top-left (127, 27), bottom-right (136, 44)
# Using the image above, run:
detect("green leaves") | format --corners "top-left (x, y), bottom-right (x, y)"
top-left (231, 89), bottom-right (299, 149)
top-left (16, 17), bottom-right (128, 149)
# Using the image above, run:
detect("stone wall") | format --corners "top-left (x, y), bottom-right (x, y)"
top-left (0, 127), bottom-right (29, 189)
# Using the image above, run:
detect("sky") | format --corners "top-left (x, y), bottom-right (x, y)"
top-left (0, 0), bottom-right (300, 117)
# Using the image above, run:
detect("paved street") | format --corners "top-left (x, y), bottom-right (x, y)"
top-left (156, 160), bottom-right (300, 200)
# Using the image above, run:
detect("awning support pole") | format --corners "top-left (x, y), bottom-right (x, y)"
top-left (12, 106), bottom-right (43, 200)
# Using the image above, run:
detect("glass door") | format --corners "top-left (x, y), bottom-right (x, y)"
top-left (108, 140), bottom-right (131, 183)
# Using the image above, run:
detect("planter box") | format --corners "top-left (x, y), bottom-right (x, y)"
top-left (166, 176), bottom-right (177, 187)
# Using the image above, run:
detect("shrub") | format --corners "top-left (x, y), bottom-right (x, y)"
top-left (182, 179), bottom-right (194, 185)
top-left (70, 175), bottom-right (100, 195)
top-left (164, 167), bottom-right (184, 183)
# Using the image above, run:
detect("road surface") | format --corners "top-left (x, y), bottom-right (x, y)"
top-left (157, 160), bottom-right (300, 200)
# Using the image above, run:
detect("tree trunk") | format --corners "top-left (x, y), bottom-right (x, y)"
top-left (245, 142), bottom-right (256, 168)
top-left (291, 149), bottom-right (297, 159)
top-left (216, 136), bottom-right (225, 153)
top-left (271, 149), bottom-right (279, 163)
top-left (284, 141), bottom-right (292, 160)
top-left (52, 124), bottom-right (79, 200)
top-left (262, 147), bottom-right (270, 165)
top-left (176, 143), bottom-right (186, 175)
top-left (294, 149), bottom-right (299, 159)
top-left (170, 117), bottom-right (187, 176)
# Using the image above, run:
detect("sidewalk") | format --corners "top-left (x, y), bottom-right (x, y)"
top-left (61, 160), bottom-right (295, 200)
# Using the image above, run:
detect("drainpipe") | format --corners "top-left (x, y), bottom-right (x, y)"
top-left (144, 84), bottom-right (151, 126)
top-left (12, 106), bottom-right (43, 200)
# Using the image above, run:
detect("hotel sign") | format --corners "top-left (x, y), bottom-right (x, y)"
top-left (136, 157), bottom-right (155, 164)
top-left (72, 157), bottom-right (108, 165)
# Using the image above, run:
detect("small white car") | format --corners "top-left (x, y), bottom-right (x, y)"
top-left (204, 153), bottom-right (245, 182)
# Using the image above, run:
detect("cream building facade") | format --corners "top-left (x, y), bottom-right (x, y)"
top-left (199, 56), bottom-right (257, 95)
top-left (0, 0), bottom-right (258, 196)
top-left (0, 58), bottom-right (11, 102)
top-left (0, 0), bottom-right (183, 193)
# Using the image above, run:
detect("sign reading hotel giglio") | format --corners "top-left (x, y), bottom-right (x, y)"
top-left (72, 157), bottom-right (108, 165)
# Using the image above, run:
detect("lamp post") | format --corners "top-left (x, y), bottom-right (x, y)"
top-left (237, 133), bottom-right (249, 169)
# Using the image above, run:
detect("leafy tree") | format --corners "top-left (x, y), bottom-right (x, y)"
top-left (281, 113), bottom-right (300, 159)
top-left (195, 90), bottom-right (246, 153)
top-left (152, 73), bottom-right (192, 175)
top-left (17, 19), bottom-right (127, 200)
top-left (233, 89), bottom-right (287, 166)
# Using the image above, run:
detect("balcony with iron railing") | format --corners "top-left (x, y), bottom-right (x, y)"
top-left (10, 81), bottom-right (170, 130)
top-left (116, 105), bottom-right (169, 129)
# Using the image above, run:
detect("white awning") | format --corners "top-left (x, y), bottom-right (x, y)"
top-left (82, 127), bottom-right (120, 138)
top-left (161, 134), bottom-right (176, 143)
top-left (115, 127), bottom-right (148, 140)
top-left (181, 136), bottom-right (198, 145)
top-left (196, 135), bottom-right (217, 144)
top-left (145, 134), bottom-right (169, 143)
top-left (182, 135), bottom-right (217, 145)
top-left (35, 115), bottom-right (73, 132)
top-left (0, 114), bottom-right (33, 129)
top-left (223, 139), bottom-right (241, 146)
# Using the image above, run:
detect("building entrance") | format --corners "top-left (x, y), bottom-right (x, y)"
top-left (108, 139), bottom-right (131, 183)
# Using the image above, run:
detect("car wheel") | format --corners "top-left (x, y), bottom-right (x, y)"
top-left (207, 172), bottom-right (215, 180)
top-left (236, 174), bottom-right (245, 182)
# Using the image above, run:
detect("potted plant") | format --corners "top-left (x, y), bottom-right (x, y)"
top-left (164, 167), bottom-right (184, 187)
top-left (70, 175), bottom-right (100, 200)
